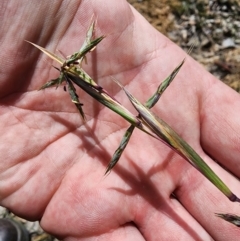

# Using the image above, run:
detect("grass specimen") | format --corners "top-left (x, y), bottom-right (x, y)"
top-left (27, 19), bottom-right (240, 227)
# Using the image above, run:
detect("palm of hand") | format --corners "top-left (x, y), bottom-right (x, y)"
top-left (1, 1), bottom-right (240, 240)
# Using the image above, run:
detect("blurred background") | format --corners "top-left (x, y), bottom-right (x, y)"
top-left (129, 0), bottom-right (240, 91)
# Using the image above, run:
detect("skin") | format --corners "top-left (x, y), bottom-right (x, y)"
top-left (1, 0), bottom-right (240, 240)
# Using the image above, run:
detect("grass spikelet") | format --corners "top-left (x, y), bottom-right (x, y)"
top-left (105, 61), bottom-right (184, 174)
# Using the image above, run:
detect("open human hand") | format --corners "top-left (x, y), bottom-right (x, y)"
top-left (1, 0), bottom-right (240, 240)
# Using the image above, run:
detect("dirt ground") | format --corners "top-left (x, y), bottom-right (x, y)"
top-left (128, 0), bottom-right (240, 92)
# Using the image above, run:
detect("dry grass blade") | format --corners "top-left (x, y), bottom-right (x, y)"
top-left (25, 41), bottom-right (64, 65)
top-left (113, 78), bottom-right (240, 203)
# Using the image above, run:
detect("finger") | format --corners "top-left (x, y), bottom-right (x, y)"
top-left (200, 79), bottom-right (240, 177)
top-left (175, 154), bottom-right (240, 240)
top-left (121, 148), bottom-right (213, 241)
top-left (134, 197), bottom-right (213, 241)
top-left (62, 223), bottom-right (145, 241)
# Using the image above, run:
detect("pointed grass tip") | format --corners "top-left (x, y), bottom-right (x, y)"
top-left (216, 213), bottom-right (240, 227)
